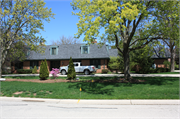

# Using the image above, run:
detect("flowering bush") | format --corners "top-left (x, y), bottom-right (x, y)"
top-left (50, 68), bottom-right (60, 79)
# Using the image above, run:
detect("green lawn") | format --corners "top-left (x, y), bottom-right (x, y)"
top-left (130, 71), bottom-right (179, 74)
top-left (2, 76), bottom-right (67, 80)
top-left (150, 72), bottom-right (179, 74)
top-left (0, 77), bottom-right (179, 99)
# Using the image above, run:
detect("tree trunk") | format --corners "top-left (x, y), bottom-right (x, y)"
top-left (123, 50), bottom-right (131, 81)
top-left (170, 47), bottom-right (176, 72)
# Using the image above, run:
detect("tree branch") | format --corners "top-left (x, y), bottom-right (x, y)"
top-left (115, 34), bottom-right (123, 54)
top-left (130, 36), bottom-right (150, 47)
top-left (130, 37), bottom-right (161, 51)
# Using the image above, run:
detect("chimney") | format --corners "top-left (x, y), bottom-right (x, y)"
top-left (92, 38), bottom-right (97, 44)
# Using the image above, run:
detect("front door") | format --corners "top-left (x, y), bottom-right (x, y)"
top-left (50, 61), bottom-right (60, 71)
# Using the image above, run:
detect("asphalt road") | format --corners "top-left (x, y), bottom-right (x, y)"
top-left (0, 97), bottom-right (179, 119)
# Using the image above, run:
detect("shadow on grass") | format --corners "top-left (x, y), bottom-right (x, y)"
top-left (134, 77), bottom-right (178, 85)
top-left (68, 77), bottom-right (178, 95)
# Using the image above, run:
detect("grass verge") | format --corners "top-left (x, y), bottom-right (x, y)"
top-left (2, 76), bottom-right (67, 80)
top-left (0, 77), bottom-right (179, 99)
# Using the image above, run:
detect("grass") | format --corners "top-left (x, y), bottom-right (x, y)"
top-left (130, 71), bottom-right (179, 74)
top-left (150, 72), bottom-right (179, 74)
top-left (2, 76), bottom-right (67, 80)
top-left (0, 77), bottom-right (179, 99)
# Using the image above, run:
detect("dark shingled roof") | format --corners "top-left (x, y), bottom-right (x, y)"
top-left (109, 49), bottom-right (118, 57)
top-left (26, 44), bottom-right (110, 60)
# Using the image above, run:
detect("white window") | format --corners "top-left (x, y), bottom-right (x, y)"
top-left (52, 48), bottom-right (56, 55)
top-left (81, 45), bottom-right (89, 54)
top-left (50, 46), bottom-right (58, 55)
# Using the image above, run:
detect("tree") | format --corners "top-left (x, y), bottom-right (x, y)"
top-left (108, 56), bottom-right (123, 73)
top-left (131, 45), bottom-right (154, 74)
top-left (52, 35), bottom-right (81, 45)
top-left (0, 0), bottom-right (55, 78)
top-left (32, 65), bottom-right (37, 74)
top-left (44, 59), bottom-right (49, 77)
top-left (153, 1), bottom-right (179, 72)
top-left (67, 57), bottom-right (76, 80)
top-left (39, 61), bottom-right (44, 80)
top-left (39, 60), bottom-right (49, 80)
top-left (71, 0), bottom-right (162, 81)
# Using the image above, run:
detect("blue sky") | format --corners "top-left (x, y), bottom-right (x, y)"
top-left (40, 0), bottom-right (84, 45)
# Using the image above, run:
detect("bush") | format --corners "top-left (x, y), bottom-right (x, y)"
top-left (39, 60), bottom-right (49, 80)
top-left (149, 68), bottom-right (156, 73)
top-left (50, 68), bottom-right (60, 79)
top-left (163, 61), bottom-right (170, 69)
top-left (32, 66), bottom-right (38, 74)
top-left (101, 69), bottom-right (109, 74)
top-left (2, 71), bottom-right (10, 74)
top-left (67, 57), bottom-right (76, 80)
top-left (155, 68), bottom-right (166, 73)
top-left (17, 69), bottom-right (32, 74)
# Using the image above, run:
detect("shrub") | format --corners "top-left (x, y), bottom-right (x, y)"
top-left (149, 68), bottom-right (156, 73)
top-left (2, 71), bottom-right (10, 74)
top-left (135, 56), bottom-right (154, 74)
top-left (17, 69), bottom-right (32, 74)
top-left (39, 60), bottom-right (49, 80)
top-left (101, 69), bottom-right (109, 74)
top-left (108, 56), bottom-right (123, 73)
top-left (50, 68), bottom-right (60, 79)
top-left (163, 61), bottom-right (170, 69)
top-left (155, 68), bottom-right (166, 73)
top-left (32, 66), bottom-right (38, 74)
top-left (67, 57), bottom-right (76, 80)
top-left (44, 59), bottom-right (49, 76)
top-left (175, 62), bottom-right (179, 70)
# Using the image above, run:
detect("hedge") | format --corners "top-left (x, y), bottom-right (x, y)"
top-left (17, 69), bottom-right (32, 74)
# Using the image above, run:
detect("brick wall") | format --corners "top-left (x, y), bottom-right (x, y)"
top-left (23, 61), bottom-right (30, 69)
top-left (154, 59), bottom-right (168, 68)
top-left (81, 60), bottom-right (90, 66)
top-left (60, 60), bottom-right (69, 67)
top-left (96, 59), bottom-right (108, 73)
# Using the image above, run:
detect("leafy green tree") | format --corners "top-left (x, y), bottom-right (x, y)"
top-left (71, 0), bottom-right (162, 81)
top-left (108, 56), bottom-right (119, 73)
top-left (67, 57), bottom-right (76, 80)
top-left (131, 44), bottom-right (154, 74)
top-left (153, 1), bottom-right (179, 72)
top-left (163, 61), bottom-right (170, 69)
top-left (0, 0), bottom-right (55, 78)
top-left (108, 56), bottom-right (123, 73)
top-left (32, 65), bottom-right (37, 74)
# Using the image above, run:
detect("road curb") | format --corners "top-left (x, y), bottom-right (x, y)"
top-left (1, 97), bottom-right (179, 105)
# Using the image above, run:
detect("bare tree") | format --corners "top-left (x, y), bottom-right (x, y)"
top-left (52, 35), bottom-right (81, 45)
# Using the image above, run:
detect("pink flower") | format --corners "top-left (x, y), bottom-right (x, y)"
top-left (50, 68), bottom-right (60, 79)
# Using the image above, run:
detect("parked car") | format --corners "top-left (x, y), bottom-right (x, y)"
top-left (60, 62), bottom-right (96, 75)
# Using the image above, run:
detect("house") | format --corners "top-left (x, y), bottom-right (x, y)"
top-left (151, 48), bottom-right (175, 68)
top-left (10, 43), bottom-right (178, 74)
top-left (11, 43), bottom-right (118, 73)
